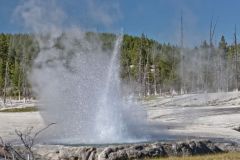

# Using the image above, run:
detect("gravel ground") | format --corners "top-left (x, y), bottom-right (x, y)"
top-left (0, 112), bottom-right (44, 141)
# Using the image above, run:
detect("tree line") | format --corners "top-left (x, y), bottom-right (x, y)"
top-left (0, 32), bottom-right (239, 101)
top-left (0, 33), bottom-right (38, 102)
top-left (121, 34), bottom-right (240, 96)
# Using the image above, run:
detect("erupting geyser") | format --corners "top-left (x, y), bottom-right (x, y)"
top-left (30, 32), bottom-right (147, 144)
top-left (16, 0), bottom-right (147, 144)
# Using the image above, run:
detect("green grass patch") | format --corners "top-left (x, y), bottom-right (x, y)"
top-left (0, 106), bottom-right (38, 112)
top-left (147, 152), bottom-right (240, 160)
top-left (143, 95), bottom-right (159, 101)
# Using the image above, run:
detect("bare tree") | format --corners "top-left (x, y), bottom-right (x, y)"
top-left (205, 16), bottom-right (217, 91)
top-left (146, 52), bottom-right (150, 96)
top-left (143, 55), bottom-right (147, 96)
top-left (180, 11), bottom-right (185, 94)
top-left (126, 60), bottom-right (131, 83)
top-left (3, 62), bottom-right (9, 105)
top-left (180, 11), bottom-right (184, 49)
top-left (138, 36), bottom-right (143, 97)
top-left (209, 17), bottom-right (217, 47)
top-left (234, 24), bottom-right (238, 91)
top-left (152, 46), bottom-right (157, 95)
top-left (18, 66), bottom-right (21, 101)
top-left (0, 123), bottom-right (55, 160)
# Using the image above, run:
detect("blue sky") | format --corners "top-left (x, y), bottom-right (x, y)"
top-left (1, 0), bottom-right (240, 46)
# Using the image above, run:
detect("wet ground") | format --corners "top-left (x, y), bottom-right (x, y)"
top-left (1, 92), bottom-right (240, 144)
top-left (146, 92), bottom-right (240, 143)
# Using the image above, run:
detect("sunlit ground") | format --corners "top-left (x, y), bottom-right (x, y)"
top-left (148, 152), bottom-right (240, 160)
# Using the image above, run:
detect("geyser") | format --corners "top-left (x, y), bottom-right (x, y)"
top-left (16, 0), bottom-right (148, 144)
top-left (30, 31), bottom-right (147, 144)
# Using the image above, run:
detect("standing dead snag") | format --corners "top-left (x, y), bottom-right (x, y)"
top-left (0, 123), bottom-right (55, 160)
top-left (180, 11), bottom-right (186, 94)
top-left (138, 36), bottom-right (143, 96)
top-left (15, 123), bottom-right (56, 160)
top-left (0, 137), bottom-right (11, 159)
top-left (3, 62), bottom-right (9, 105)
top-left (0, 136), bottom-right (26, 160)
top-left (234, 25), bottom-right (238, 91)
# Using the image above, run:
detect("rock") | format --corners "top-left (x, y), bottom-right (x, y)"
top-left (195, 141), bottom-right (213, 154)
top-left (80, 147), bottom-right (96, 160)
top-left (88, 150), bottom-right (97, 160)
top-left (98, 147), bottom-right (114, 160)
top-left (148, 147), bottom-right (166, 157)
top-left (233, 126), bottom-right (240, 132)
top-left (172, 142), bottom-right (192, 156)
top-left (69, 156), bottom-right (79, 160)
top-left (161, 143), bottom-right (173, 156)
top-left (205, 141), bottom-right (222, 153)
top-left (133, 145), bottom-right (144, 151)
top-left (216, 142), bottom-right (240, 152)
top-left (126, 148), bottom-right (143, 159)
top-left (27, 140), bottom-right (236, 160)
top-left (108, 150), bottom-right (128, 160)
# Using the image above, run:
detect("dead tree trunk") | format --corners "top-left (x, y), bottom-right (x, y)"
top-left (3, 62), bottom-right (8, 105)
top-left (22, 48), bottom-right (27, 103)
top-left (126, 60), bottom-right (131, 83)
top-left (206, 17), bottom-right (217, 92)
top-left (152, 47), bottom-right (157, 95)
top-left (180, 11), bottom-right (186, 94)
top-left (234, 25), bottom-right (238, 91)
top-left (143, 57), bottom-right (147, 96)
top-left (138, 38), bottom-right (143, 97)
top-left (146, 53), bottom-right (150, 96)
top-left (18, 69), bottom-right (21, 101)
